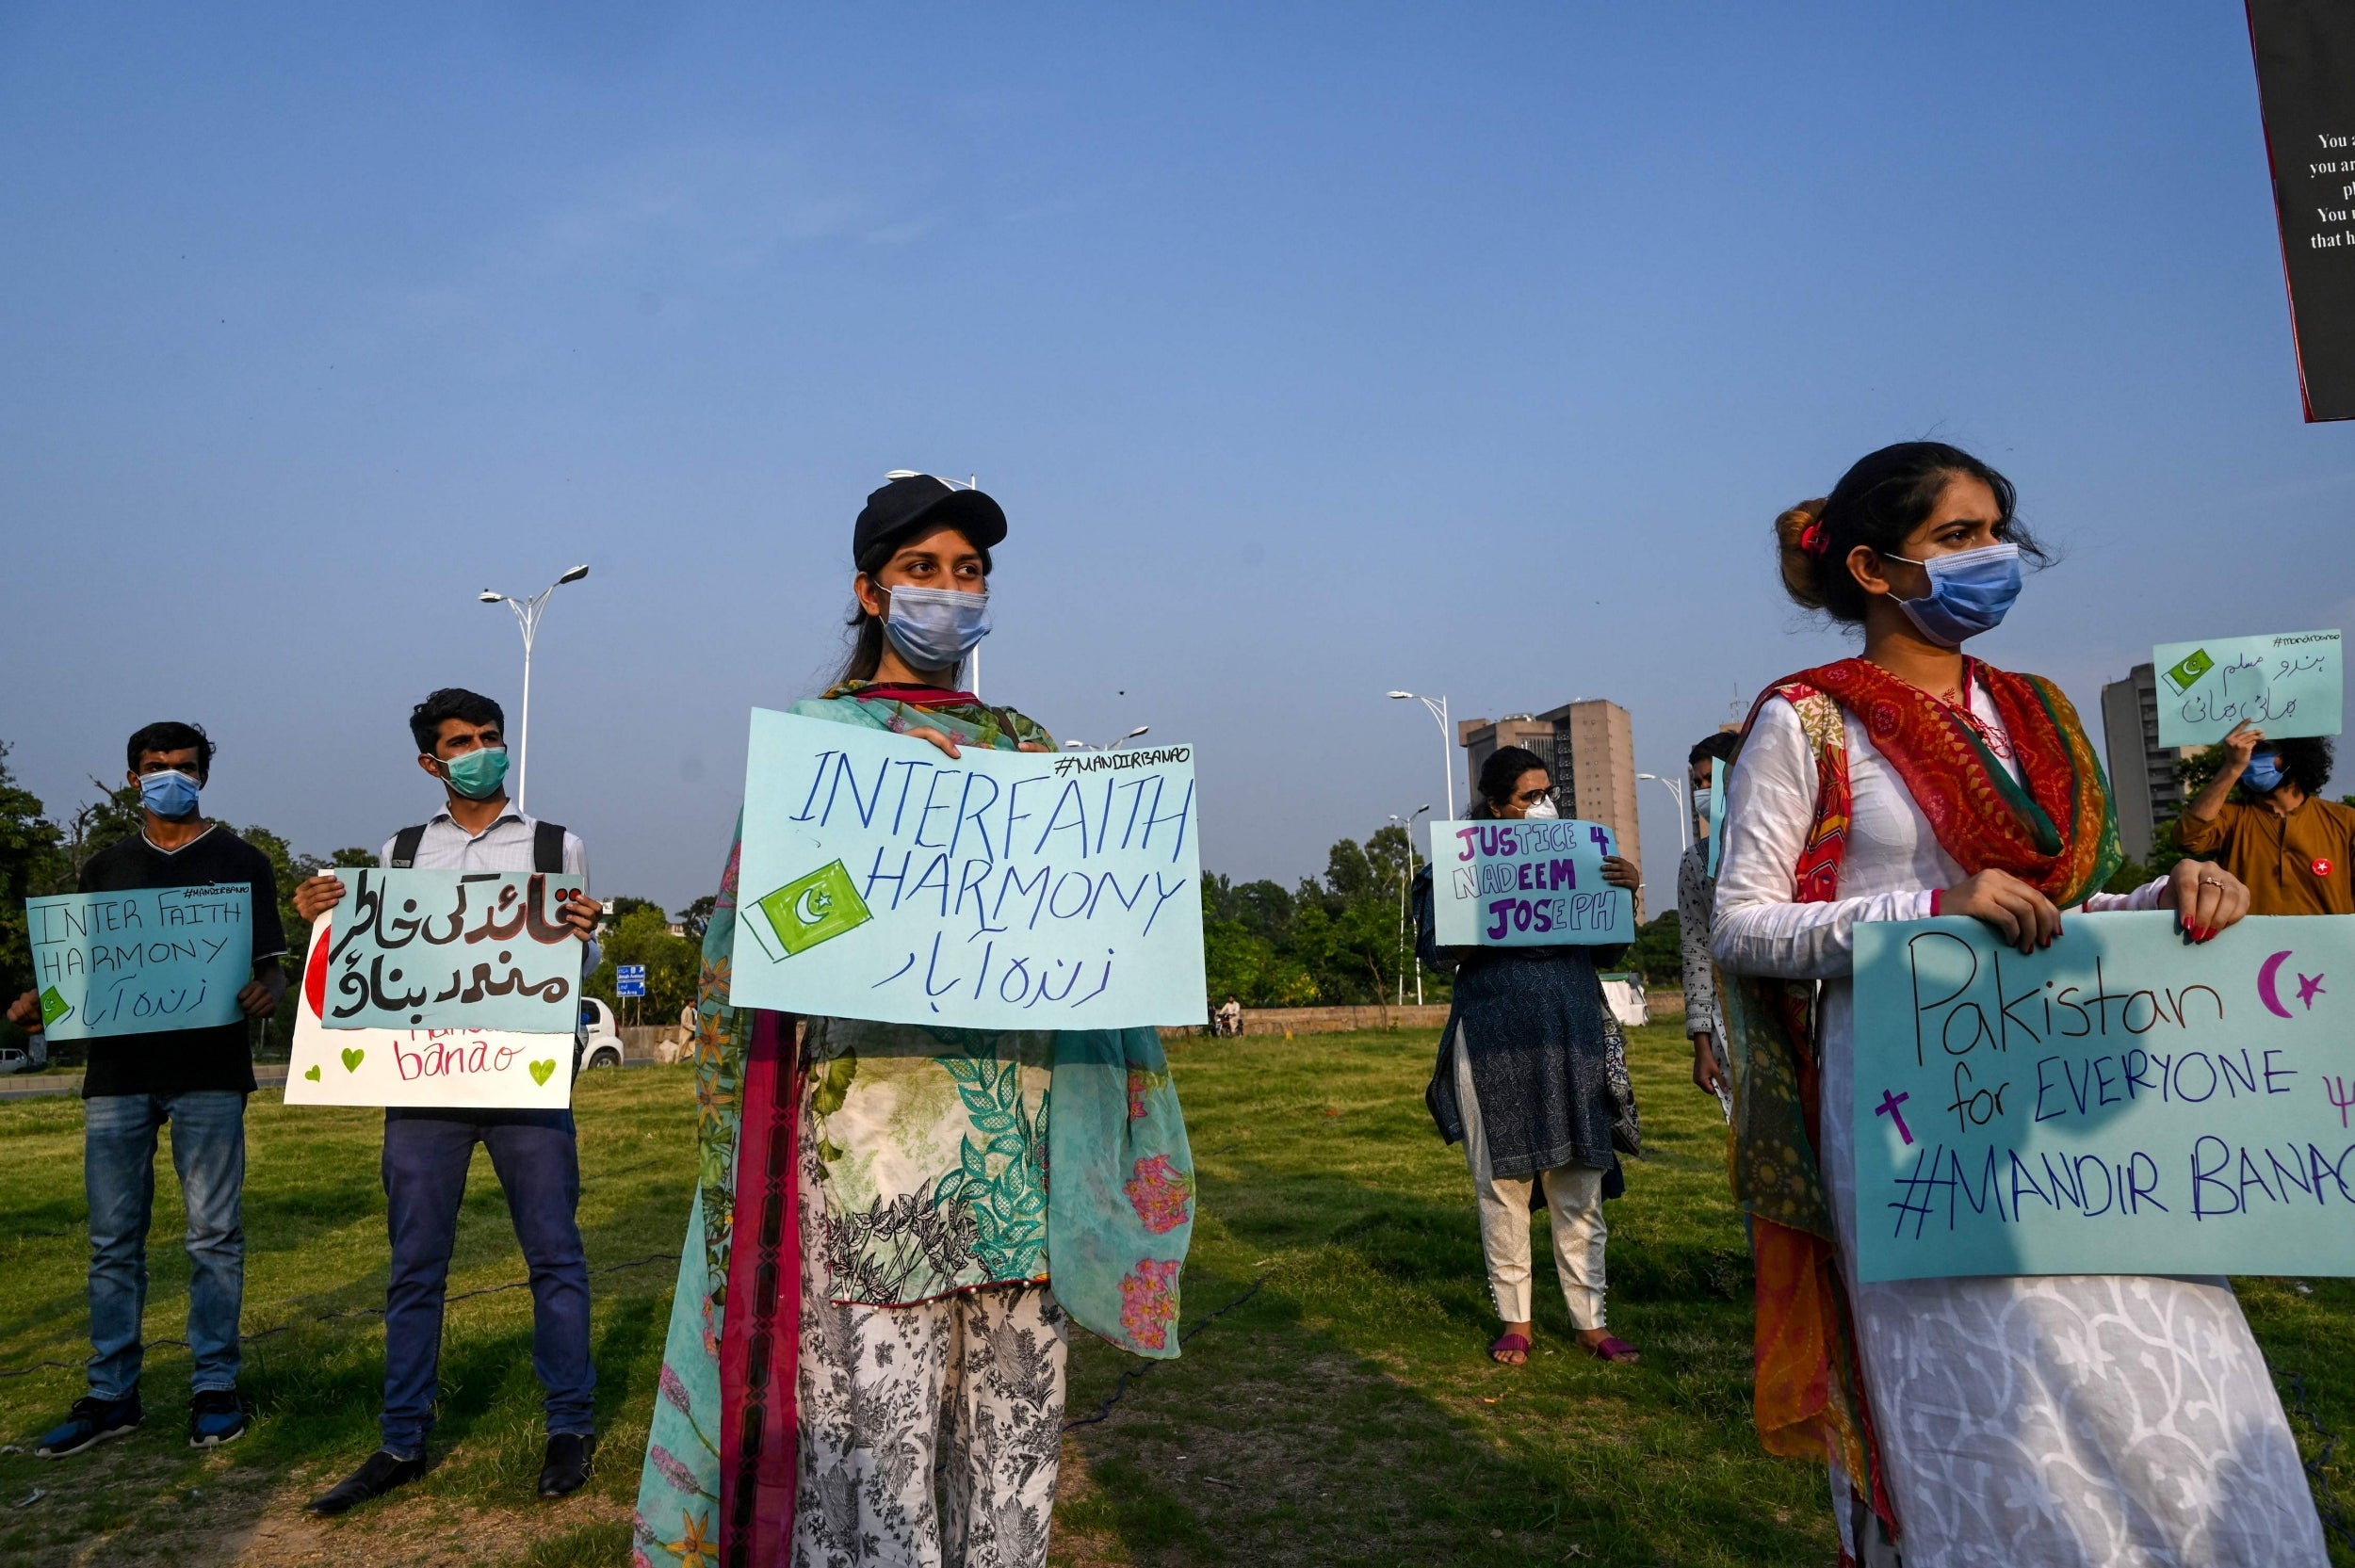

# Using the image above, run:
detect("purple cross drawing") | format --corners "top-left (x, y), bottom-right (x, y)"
top-left (1875, 1088), bottom-right (1913, 1145)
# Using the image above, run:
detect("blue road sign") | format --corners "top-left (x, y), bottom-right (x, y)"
top-left (616, 963), bottom-right (647, 998)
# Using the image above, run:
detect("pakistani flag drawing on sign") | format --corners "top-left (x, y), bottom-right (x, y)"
top-left (748, 859), bottom-right (873, 959)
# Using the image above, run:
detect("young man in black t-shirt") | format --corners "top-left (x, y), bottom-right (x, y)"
top-left (6, 722), bottom-right (287, 1457)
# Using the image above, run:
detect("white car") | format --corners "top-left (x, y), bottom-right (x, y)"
top-left (578, 998), bottom-right (627, 1070)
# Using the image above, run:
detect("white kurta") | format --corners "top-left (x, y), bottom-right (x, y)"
top-left (1713, 686), bottom-right (2326, 1568)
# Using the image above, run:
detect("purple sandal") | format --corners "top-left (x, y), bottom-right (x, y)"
top-left (1584, 1334), bottom-right (1639, 1365)
top-left (1488, 1332), bottom-right (1532, 1366)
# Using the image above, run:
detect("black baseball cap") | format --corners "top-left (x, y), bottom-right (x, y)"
top-left (853, 475), bottom-right (1008, 571)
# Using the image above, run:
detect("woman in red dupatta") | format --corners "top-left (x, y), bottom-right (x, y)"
top-left (1711, 443), bottom-right (2321, 1568)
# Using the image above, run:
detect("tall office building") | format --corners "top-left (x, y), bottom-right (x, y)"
top-left (1457, 699), bottom-right (1643, 916)
top-left (2100, 663), bottom-right (2194, 861)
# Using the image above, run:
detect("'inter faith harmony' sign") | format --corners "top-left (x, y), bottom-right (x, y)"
top-left (729, 708), bottom-right (1206, 1029)
top-left (1851, 912), bottom-right (2355, 1282)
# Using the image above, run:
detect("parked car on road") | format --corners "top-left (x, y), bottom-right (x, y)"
top-left (579, 998), bottom-right (627, 1070)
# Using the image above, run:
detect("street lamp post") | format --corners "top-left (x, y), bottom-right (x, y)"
top-left (1636, 772), bottom-right (1691, 855)
top-left (1386, 690), bottom-right (1456, 820)
top-left (1064, 725), bottom-right (1152, 753)
top-left (479, 564), bottom-right (590, 814)
top-left (1389, 803), bottom-right (1432, 1006)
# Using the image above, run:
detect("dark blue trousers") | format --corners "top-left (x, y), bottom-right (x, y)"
top-left (380, 1111), bottom-right (593, 1456)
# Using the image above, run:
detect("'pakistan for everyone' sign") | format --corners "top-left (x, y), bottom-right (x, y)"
top-left (1851, 912), bottom-right (2355, 1282)
top-left (25, 884), bottom-right (253, 1042)
top-left (1427, 818), bottom-right (1634, 947)
top-left (2152, 629), bottom-right (2342, 748)
top-left (323, 868), bottom-right (584, 1033)
top-left (729, 708), bottom-right (1206, 1028)
top-left (284, 914), bottom-right (572, 1108)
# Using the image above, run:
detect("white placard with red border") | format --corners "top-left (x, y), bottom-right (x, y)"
top-left (284, 913), bottom-right (573, 1108)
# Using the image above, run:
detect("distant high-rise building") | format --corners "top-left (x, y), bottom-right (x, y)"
top-left (1457, 699), bottom-right (1643, 917)
top-left (2100, 663), bottom-right (2197, 861)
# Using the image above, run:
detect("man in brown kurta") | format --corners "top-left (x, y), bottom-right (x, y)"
top-left (2175, 721), bottom-right (2355, 915)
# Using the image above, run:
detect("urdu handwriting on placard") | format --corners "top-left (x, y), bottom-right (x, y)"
top-left (325, 869), bottom-right (582, 1031)
top-left (2152, 630), bottom-right (2342, 747)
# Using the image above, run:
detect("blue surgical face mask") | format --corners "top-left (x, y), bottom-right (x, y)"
top-left (882, 585), bottom-right (991, 673)
top-left (1692, 785), bottom-right (1714, 823)
top-left (139, 769), bottom-right (203, 820)
top-left (2243, 750), bottom-right (2284, 794)
top-left (439, 746), bottom-right (510, 800)
top-left (1883, 542), bottom-right (2023, 648)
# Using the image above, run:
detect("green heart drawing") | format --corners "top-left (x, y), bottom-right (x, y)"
top-left (529, 1059), bottom-right (558, 1087)
top-left (340, 1047), bottom-right (365, 1074)
top-left (303, 1064), bottom-right (321, 1082)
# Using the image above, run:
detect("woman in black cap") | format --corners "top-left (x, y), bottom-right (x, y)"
top-left (634, 476), bottom-right (1196, 1568)
top-left (1415, 745), bottom-right (1643, 1367)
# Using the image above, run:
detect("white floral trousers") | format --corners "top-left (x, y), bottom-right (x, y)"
top-left (795, 1281), bottom-right (1069, 1568)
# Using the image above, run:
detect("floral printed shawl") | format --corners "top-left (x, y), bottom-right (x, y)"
top-left (632, 682), bottom-right (1195, 1568)
top-left (1722, 657), bottom-right (2120, 1539)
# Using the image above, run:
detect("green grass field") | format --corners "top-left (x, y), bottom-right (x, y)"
top-left (2, 1027), bottom-right (2351, 1566)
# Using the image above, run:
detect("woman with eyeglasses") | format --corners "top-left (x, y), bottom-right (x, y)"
top-left (1415, 745), bottom-right (1644, 1367)
top-left (632, 475), bottom-right (1194, 1568)
top-left (1710, 442), bottom-right (2314, 1566)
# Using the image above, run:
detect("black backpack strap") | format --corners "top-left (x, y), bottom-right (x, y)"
top-left (389, 825), bottom-right (428, 868)
top-left (533, 820), bottom-right (567, 875)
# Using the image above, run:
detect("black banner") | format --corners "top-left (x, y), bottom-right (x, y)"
top-left (2247, 1), bottom-right (2355, 422)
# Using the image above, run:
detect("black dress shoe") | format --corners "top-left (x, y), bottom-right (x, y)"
top-left (306, 1449), bottom-right (426, 1515)
top-left (539, 1431), bottom-right (596, 1497)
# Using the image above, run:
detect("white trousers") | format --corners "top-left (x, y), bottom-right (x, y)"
top-left (1453, 1032), bottom-right (1608, 1329)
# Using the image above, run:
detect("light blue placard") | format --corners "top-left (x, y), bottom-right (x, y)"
top-left (26, 884), bottom-right (253, 1041)
top-left (728, 708), bottom-right (1207, 1027)
top-left (1851, 912), bottom-right (2355, 1282)
top-left (324, 868), bottom-right (584, 1032)
top-left (1427, 817), bottom-right (1634, 946)
top-left (2152, 628), bottom-right (2342, 748)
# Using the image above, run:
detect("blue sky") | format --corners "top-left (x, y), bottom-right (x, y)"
top-left (3, 3), bottom-right (2349, 910)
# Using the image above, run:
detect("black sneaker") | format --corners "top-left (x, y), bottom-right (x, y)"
top-left (305, 1449), bottom-right (428, 1515)
top-left (36, 1392), bottom-right (143, 1458)
top-left (188, 1388), bottom-right (249, 1447)
top-left (538, 1431), bottom-right (596, 1498)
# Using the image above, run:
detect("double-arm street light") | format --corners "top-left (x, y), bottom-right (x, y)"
top-left (1386, 690), bottom-right (1456, 820)
top-left (479, 564), bottom-right (590, 814)
top-left (1064, 725), bottom-right (1151, 752)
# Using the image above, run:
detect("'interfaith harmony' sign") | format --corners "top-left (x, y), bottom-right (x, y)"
top-left (1851, 912), bottom-right (2355, 1282)
top-left (729, 708), bottom-right (1207, 1028)
top-left (1427, 818), bottom-right (1634, 947)
top-left (25, 884), bottom-right (253, 1042)
top-left (324, 868), bottom-right (584, 1033)
top-left (2152, 629), bottom-right (2342, 749)
top-left (284, 913), bottom-right (573, 1108)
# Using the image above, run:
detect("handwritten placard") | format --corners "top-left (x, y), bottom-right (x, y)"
top-left (728, 708), bottom-right (1206, 1028)
top-left (2152, 629), bottom-right (2342, 748)
top-left (323, 869), bottom-right (583, 1032)
top-left (26, 884), bottom-right (253, 1041)
top-left (1851, 912), bottom-right (2355, 1282)
top-left (1427, 818), bottom-right (1633, 946)
top-left (284, 914), bottom-right (572, 1107)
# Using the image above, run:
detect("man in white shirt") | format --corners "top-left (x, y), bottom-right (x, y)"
top-left (290, 688), bottom-right (606, 1512)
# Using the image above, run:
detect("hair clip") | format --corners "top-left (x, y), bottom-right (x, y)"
top-left (1798, 518), bottom-right (1830, 558)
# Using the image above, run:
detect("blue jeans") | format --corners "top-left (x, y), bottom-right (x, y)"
top-left (380, 1112), bottom-right (594, 1456)
top-left (84, 1091), bottom-right (248, 1398)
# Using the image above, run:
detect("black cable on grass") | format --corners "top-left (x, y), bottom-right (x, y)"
top-left (0, 1252), bottom-right (683, 1382)
top-left (2282, 1368), bottom-right (2355, 1555)
top-left (1062, 1276), bottom-right (1268, 1431)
